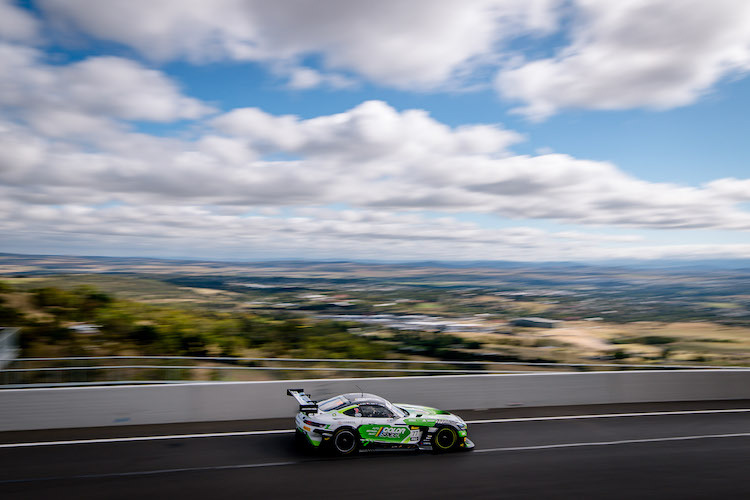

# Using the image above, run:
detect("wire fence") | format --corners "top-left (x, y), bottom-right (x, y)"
top-left (2, 355), bottom-right (746, 388)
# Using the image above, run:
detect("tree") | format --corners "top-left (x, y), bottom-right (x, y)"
top-left (131, 325), bottom-right (158, 345)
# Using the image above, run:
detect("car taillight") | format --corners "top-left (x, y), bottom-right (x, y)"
top-left (304, 419), bottom-right (324, 427)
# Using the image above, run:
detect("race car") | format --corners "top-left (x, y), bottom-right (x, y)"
top-left (288, 388), bottom-right (474, 455)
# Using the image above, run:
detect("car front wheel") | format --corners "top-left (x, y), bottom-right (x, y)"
top-left (433, 426), bottom-right (458, 453)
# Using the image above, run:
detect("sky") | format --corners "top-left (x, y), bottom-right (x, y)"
top-left (1, 0), bottom-right (750, 262)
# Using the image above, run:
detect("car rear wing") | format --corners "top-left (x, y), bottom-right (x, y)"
top-left (287, 388), bottom-right (318, 414)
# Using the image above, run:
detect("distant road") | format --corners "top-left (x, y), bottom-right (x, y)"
top-left (1, 401), bottom-right (749, 499)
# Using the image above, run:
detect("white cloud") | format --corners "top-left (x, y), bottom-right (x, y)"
top-left (2, 199), bottom-right (749, 261)
top-left (283, 66), bottom-right (355, 90)
top-left (213, 100), bottom-right (524, 160)
top-left (27, 0), bottom-right (750, 118)
top-left (39, 0), bottom-right (560, 89)
top-left (37, 0), bottom-right (750, 117)
top-left (0, 42), bottom-right (213, 140)
top-left (706, 178), bottom-right (750, 202)
top-left (3, 3), bottom-right (749, 261)
top-left (286, 67), bottom-right (325, 90)
top-left (59, 56), bottom-right (213, 122)
top-left (496, 0), bottom-right (750, 118)
top-left (0, 0), bottom-right (39, 42)
top-left (2, 98), bottom-right (750, 233)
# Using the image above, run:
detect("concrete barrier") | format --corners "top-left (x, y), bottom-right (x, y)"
top-left (1, 369), bottom-right (749, 431)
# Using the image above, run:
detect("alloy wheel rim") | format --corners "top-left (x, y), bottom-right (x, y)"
top-left (436, 429), bottom-right (456, 448)
top-left (336, 431), bottom-right (355, 452)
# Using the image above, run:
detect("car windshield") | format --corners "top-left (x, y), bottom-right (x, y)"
top-left (391, 405), bottom-right (407, 418)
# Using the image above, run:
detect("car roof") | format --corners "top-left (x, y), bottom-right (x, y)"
top-left (340, 392), bottom-right (389, 405)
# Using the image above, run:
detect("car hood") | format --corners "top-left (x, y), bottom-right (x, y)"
top-left (397, 403), bottom-right (465, 426)
top-left (397, 403), bottom-right (452, 415)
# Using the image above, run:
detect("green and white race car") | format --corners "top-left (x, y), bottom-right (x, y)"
top-left (288, 389), bottom-right (474, 455)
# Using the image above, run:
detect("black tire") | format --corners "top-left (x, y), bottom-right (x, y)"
top-left (295, 429), bottom-right (317, 456)
top-left (331, 428), bottom-right (359, 456)
top-left (294, 429), bottom-right (308, 449)
top-left (433, 426), bottom-right (458, 453)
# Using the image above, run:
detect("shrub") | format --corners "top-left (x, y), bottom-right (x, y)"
top-left (612, 335), bottom-right (676, 345)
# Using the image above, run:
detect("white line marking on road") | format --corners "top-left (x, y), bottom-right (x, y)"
top-left (465, 408), bottom-right (750, 425)
top-left (0, 429), bottom-right (294, 449)
top-left (2, 408), bottom-right (748, 449)
top-left (475, 432), bottom-right (750, 453)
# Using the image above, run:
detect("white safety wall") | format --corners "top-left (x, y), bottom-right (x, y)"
top-left (1, 369), bottom-right (749, 431)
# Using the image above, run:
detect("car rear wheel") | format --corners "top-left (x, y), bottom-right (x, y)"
top-left (332, 428), bottom-right (358, 456)
top-left (294, 429), bottom-right (308, 448)
top-left (433, 426), bottom-right (458, 453)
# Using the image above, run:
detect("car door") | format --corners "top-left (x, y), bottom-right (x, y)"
top-left (357, 404), bottom-right (411, 444)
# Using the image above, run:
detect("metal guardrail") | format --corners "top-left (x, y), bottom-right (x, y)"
top-left (9, 355), bottom-right (748, 369)
top-left (2, 364), bottom-right (522, 374)
top-left (2, 355), bottom-right (747, 388)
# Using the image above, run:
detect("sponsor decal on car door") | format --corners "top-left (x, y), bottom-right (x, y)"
top-left (359, 424), bottom-right (410, 443)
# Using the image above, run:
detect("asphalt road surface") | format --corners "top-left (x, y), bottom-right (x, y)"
top-left (1, 401), bottom-right (749, 499)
